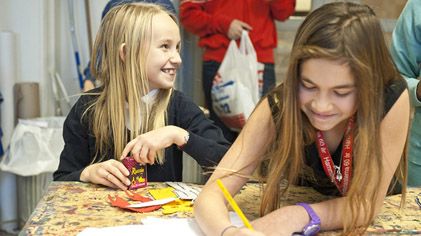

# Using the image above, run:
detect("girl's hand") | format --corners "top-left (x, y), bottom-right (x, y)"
top-left (80, 159), bottom-right (130, 190)
top-left (120, 126), bottom-right (188, 165)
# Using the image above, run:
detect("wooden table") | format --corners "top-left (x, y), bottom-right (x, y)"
top-left (20, 182), bottom-right (421, 235)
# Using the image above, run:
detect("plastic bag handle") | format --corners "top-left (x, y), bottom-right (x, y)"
top-left (239, 30), bottom-right (256, 57)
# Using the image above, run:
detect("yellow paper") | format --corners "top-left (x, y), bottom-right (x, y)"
top-left (149, 187), bottom-right (177, 200)
top-left (162, 199), bottom-right (193, 214)
top-left (149, 188), bottom-right (193, 214)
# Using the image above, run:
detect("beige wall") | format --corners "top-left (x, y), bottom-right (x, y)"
top-left (362, 0), bottom-right (406, 19)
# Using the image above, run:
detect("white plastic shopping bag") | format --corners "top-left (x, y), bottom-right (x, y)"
top-left (211, 31), bottom-right (260, 131)
top-left (0, 117), bottom-right (65, 176)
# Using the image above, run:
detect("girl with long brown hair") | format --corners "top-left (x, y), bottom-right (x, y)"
top-left (194, 2), bottom-right (409, 235)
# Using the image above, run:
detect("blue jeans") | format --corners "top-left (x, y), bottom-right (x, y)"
top-left (202, 61), bottom-right (275, 143)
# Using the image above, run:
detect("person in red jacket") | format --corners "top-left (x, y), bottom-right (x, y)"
top-left (180, 0), bottom-right (295, 142)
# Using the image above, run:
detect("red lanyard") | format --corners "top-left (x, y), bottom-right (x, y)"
top-left (315, 116), bottom-right (354, 195)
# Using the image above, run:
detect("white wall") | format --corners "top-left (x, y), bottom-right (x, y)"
top-left (0, 0), bottom-right (108, 119)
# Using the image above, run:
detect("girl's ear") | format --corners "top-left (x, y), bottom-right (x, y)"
top-left (119, 43), bottom-right (126, 62)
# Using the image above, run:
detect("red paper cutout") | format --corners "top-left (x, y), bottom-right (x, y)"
top-left (108, 195), bottom-right (161, 213)
top-left (125, 190), bottom-right (152, 202)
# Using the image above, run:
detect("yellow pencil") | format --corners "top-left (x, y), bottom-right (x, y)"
top-left (216, 179), bottom-right (254, 230)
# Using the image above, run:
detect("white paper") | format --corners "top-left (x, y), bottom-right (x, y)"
top-left (77, 212), bottom-right (244, 236)
top-left (127, 197), bottom-right (176, 208)
top-left (166, 182), bottom-right (201, 200)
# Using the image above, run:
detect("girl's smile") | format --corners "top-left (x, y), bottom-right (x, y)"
top-left (299, 58), bottom-right (357, 133)
top-left (147, 13), bottom-right (181, 90)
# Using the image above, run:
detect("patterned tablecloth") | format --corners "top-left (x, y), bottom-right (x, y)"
top-left (20, 182), bottom-right (421, 235)
top-left (235, 184), bottom-right (421, 235)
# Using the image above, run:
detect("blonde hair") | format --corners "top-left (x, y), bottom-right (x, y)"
top-left (259, 2), bottom-right (407, 234)
top-left (88, 3), bottom-right (178, 163)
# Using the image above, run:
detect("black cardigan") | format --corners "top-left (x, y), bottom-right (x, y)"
top-left (53, 89), bottom-right (230, 182)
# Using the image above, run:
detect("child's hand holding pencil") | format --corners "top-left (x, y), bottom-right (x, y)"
top-left (216, 179), bottom-right (254, 230)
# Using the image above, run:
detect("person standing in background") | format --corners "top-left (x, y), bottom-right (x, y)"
top-left (390, 0), bottom-right (421, 187)
top-left (179, 0), bottom-right (296, 142)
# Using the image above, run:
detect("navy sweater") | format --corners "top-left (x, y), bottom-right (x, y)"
top-left (53, 89), bottom-right (230, 182)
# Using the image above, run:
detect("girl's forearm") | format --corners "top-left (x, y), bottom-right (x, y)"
top-left (194, 189), bottom-right (234, 235)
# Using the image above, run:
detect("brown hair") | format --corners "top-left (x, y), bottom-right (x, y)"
top-left (260, 2), bottom-right (407, 234)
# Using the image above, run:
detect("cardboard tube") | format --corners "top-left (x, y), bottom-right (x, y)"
top-left (13, 82), bottom-right (40, 124)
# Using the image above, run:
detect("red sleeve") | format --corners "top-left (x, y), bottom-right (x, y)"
top-left (179, 0), bottom-right (233, 37)
top-left (269, 0), bottom-right (296, 21)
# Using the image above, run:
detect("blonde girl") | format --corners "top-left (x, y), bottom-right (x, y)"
top-left (54, 3), bottom-right (230, 190)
